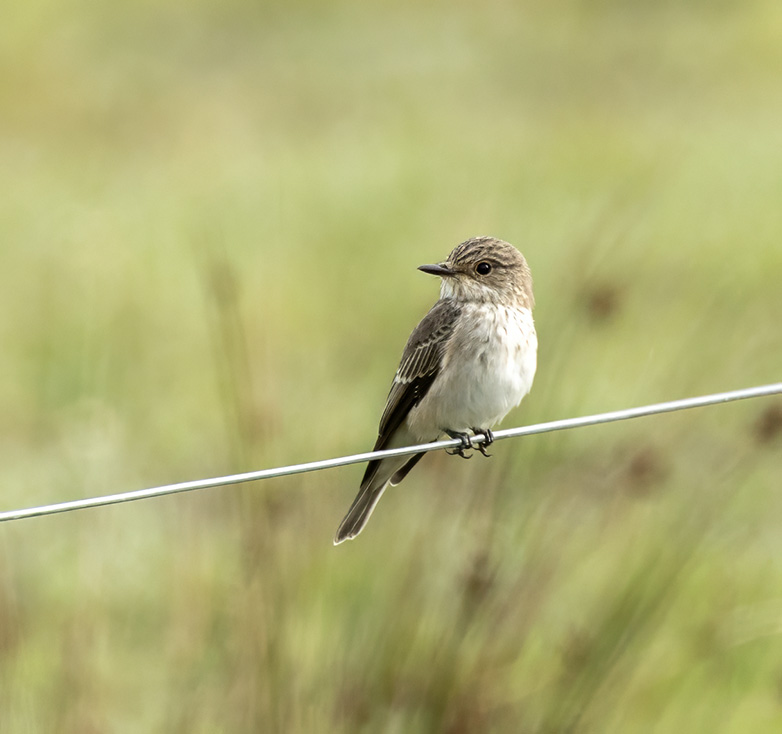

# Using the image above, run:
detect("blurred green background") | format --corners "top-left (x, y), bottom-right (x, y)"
top-left (2, 0), bottom-right (782, 731)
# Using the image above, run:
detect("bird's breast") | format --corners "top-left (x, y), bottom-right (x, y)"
top-left (408, 303), bottom-right (537, 438)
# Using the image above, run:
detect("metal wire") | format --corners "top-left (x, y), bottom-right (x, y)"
top-left (0, 382), bottom-right (779, 523)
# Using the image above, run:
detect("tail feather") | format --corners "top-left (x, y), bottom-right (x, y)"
top-left (390, 452), bottom-right (424, 486)
top-left (335, 427), bottom-right (428, 544)
top-left (333, 481), bottom-right (389, 544)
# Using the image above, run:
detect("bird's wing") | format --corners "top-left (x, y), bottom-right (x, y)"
top-left (376, 297), bottom-right (461, 449)
top-left (344, 298), bottom-right (461, 537)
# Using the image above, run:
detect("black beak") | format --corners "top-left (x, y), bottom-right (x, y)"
top-left (418, 263), bottom-right (456, 277)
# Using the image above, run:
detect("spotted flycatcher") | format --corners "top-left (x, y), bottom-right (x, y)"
top-left (334, 236), bottom-right (537, 544)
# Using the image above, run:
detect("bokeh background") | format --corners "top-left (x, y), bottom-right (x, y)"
top-left (2, 0), bottom-right (782, 731)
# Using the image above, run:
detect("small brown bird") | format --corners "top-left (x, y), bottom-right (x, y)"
top-left (334, 236), bottom-right (537, 544)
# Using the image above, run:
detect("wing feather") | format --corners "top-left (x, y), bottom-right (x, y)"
top-left (378, 298), bottom-right (461, 441)
top-left (359, 298), bottom-right (461, 489)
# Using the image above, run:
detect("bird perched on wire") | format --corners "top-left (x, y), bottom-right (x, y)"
top-left (334, 236), bottom-right (537, 544)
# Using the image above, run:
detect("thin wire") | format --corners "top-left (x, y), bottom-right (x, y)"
top-left (0, 383), bottom-right (779, 523)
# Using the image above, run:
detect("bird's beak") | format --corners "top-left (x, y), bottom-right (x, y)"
top-left (418, 262), bottom-right (456, 277)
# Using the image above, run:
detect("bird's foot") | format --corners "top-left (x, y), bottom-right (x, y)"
top-left (471, 428), bottom-right (494, 457)
top-left (445, 430), bottom-right (474, 459)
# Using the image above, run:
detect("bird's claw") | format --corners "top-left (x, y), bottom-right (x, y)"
top-left (472, 428), bottom-right (494, 457)
top-left (445, 431), bottom-right (474, 459)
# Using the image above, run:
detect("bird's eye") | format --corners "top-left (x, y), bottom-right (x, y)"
top-left (476, 262), bottom-right (492, 275)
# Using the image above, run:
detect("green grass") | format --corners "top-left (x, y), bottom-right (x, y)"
top-left (1, 0), bottom-right (782, 731)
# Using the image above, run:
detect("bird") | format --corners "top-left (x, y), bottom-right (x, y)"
top-left (334, 236), bottom-right (537, 544)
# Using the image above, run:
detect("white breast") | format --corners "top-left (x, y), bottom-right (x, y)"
top-left (407, 304), bottom-right (537, 440)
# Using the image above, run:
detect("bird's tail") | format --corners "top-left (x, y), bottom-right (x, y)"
top-left (333, 479), bottom-right (389, 545)
top-left (334, 427), bottom-right (423, 544)
top-left (334, 452), bottom-right (426, 544)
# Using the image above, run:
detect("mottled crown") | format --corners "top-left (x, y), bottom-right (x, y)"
top-left (442, 236), bottom-right (534, 307)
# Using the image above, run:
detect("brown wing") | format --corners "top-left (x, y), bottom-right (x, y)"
top-left (360, 298), bottom-right (461, 488)
top-left (378, 299), bottom-right (461, 441)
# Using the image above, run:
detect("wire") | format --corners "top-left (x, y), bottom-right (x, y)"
top-left (0, 382), bottom-right (779, 523)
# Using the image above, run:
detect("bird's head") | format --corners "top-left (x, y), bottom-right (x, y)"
top-left (418, 236), bottom-right (534, 308)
